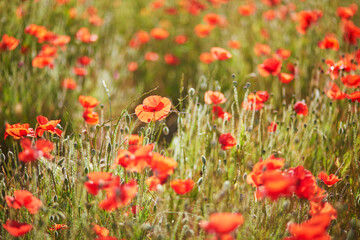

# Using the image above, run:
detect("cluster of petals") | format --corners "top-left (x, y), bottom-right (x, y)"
top-left (4, 123), bottom-right (34, 140)
top-left (79, 95), bottom-right (100, 125)
top-left (200, 212), bottom-right (244, 239)
top-left (170, 179), bottom-right (195, 195)
top-left (0, 34), bottom-right (20, 51)
top-left (135, 95), bottom-right (172, 123)
top-left (19, 138), bottom-right (54, 163)
top-left (219, 133), bottom-right (236, 150)
top-left (242, 91), bottom-right (269, 111)
top-left (6, 190), bottom-right (42, 214)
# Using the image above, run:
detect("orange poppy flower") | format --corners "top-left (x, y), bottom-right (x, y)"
top-left (113, 144), bottom-right (154, 172)
top-left (127, 62), bottom-right (138, 72)
top-left (324, 82), bottom-right (347, 100)
top-left (150, 28), bottom-right (169, 40)
top-left (174, 35), bottom-right (187, 44)
top-left (32, 56), bottom-right (54, 69)
top-left (16, 5), bottom-right (26, 19)
top-left (146, 176), bottom-right (162, 191)
top-left (199, 52), bottom-right (215, 64)
top-left (318, 35), bottom-right (339, 51)
top-left (4, 123), bottom-right (34, 140)
top-left (61, 78), bottom-right (77, 90)
top-left (89, 15), bottom-right (104, 26)
top-left (211, 47), bottom-right (232, 61)
top-left (6, 190), bottom-right (42, 214)
top-left (194, 24), bottom-right (214, 38)
top-left (200, 212), bottom-right (244, 235)
top-left (238, 4), bottom-right (256, 16)
top-left (263, 10), bottom-right (276, 21)
top-left (79, 95), bottom-right (100, 109)
top-left (144, 52), bottom-right (159, 61)
top-left (135, 95), bottom-right (171, 123)
top-left (125, 134), bottom-right (143, 146)
top-left (294, 101), bottom-right (308, 116)
top-left (227, 40), bottom-right (241, 49)
top-left (99, 177), bottom-right (137, 211)
top-left (73, 67), bottom-right (87, 76)
top-left (278, 73), bottom-right (294, 84)
top-left (19, 138), bottom-right (54, 163)
top-left (85, 172), bottom-right (113, 195)
top-left (164, 54), bottom-right (180, 65)
top-left (341, 74), bottom-right (360, 88)
top-left (203, 13), bottom-right (226, 26)
top-left (170, 179), bottom-right (195, 194)
top-left (242, 91), bottom-right (269, 111)
top-left (286, 213), bottom-right (332, 240)
top-left (38, 44), bottom-right (57, 57)
top-left (318, 172), bottom-right (341, 187)
top-left (48, 224), bottom-right (68, 231)
top-left (261, 0), bottom-right (281, 7)
top-left (25, 24), bottom-right (47, 40)
top-left (219, 133), bottom-right (236, 150)
top-left (94, 236), bottom-right (119, 240)
top-left (254, 43), bottom-right (271, 56)
top-left (83, 110), bottom-right (100, 125)
top-left (36, 115), bottom-right (62, 137)
top-left (275, 48), bottom-right (291, 59)
top-left (135, 30), bottom-right (150, 44)
top-left (76, 27), bottom-right (98, 43)
top-left (337, 4), bottom-right (357, 19)
top-left (0, 34), bottom-right (20, 51)
top-left (93, 224), bottom-right (109, 237)
top-left (3, 220), bottom-right (33, 237)
top-left (258, 58), bottom-right (282, 77)
top-left (309, 201), bottom-right (337, 220)
top-left (212, 106), bottom-right (231, 121)
top-left (347, 91), bottom-right (360, 102)
top-left (77, 56), bottom-right (92, 66)
top-left (204, 91), bottom-right (227, 104)
top-left (268, 121), bottom-right (277, 132)
top-left (51, 35), bottom-right (71, 47)
top-left (342, 20), bottom-right (360, 45)
top-left (149, 152), bottom-right (177, 182)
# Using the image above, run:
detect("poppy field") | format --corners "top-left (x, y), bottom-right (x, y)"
top-left (1, 0), bottom-right (360, 239)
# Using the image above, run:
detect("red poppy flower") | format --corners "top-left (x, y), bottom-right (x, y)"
top-left (268, 121), bottom-right (277, 132)
top-left (200, 212), bottom-right (244, 235)
top-left (258, 58), bottom-right (282, 77)
top-left (228, 40), bottom-right (241, 49)
top-left (149, 153), bottom-right (177, 182)
top-left (318, 172), bottom-right (341, 187)
top-left (135, 30), bottom-right (150, 44)
top-left (342, 20), bottom-right (360, 45)
top-left (203, 13), bottom-right (226, 26)
top-left (135, 95), bottom-right (171, 123)
top-left (73, 67), bottom-right (87, 76)
top-left (25, 24), bottom-right (47, 41)
top-left (261, 0), bottom-right (281, 7)
top-left (113, 144), bottom-right (154, 172)
top-left (19, 138), bottom-right (54, 163)
top-left (79, 95), bottom-right (100, 109)
top-left (36, 116), bottom-right (62, 137)
top-left (150, 28), bottom-right (169, 40)
top-left (6, 190), bottom-right (42, 214)
top-left (89, 15), bottom-right (104, 26)
top-left (212, 106), bottom-right (231, 121)
top-left (294, 101), bottom-right (308, 116)
top-left (61, 78), bottom-right (77, 90)
top-left (77, 56), bottom-right (92, 66)
top-left (0, 34), bottom-right (20, 51)
top-left (125, 134), bottom-right (143, 146)
top-left (286, 214), bottom-right (332, 240)
top-left (309, 201), bottom-right (337, 220)
top-left (278, 73), bottom-right (294, 84)
top-left (204, 91), bottom-right (227, 104)
top-left (238, 4), bottom-right (256, 16)
top-left (164, 54), bottom-right (180, 65)
top-left (324, 82), bottom-right (347, 100)
top-left (48, 224), bottom-right (68, 231)
top-left (199, 52), bottom-right (215, 64)
top-left (83, 110), bottom-right (100, 125)
top-left (32, 56), bottom-right (54, 68)
top-left (194, 24), bottom-right (214, 38)
top-left (146, 176), bottom-right (162, 191)
top-left (85, 172), bottom-right (114, 195)
top-left (242, 91), bottom-right (269, 111)
top-left (4, 123), bottom-right (34, 140)
top-left (263, 10), bottom-right (276, 21)
top-left (99, 177), bottom-right (137, 211)
top-left (174, 35), bottom-right (187, 44)
top-left (76, 27), bottom-right (98, 43)
top-left (296, 10), bottom-right (323, 34)
top-left (211, 47), bottom-right (232, 61)
top-left (254, 43), bottom-right (271, 56)
top-left (93, 224), bottom-right (109, 237)
top-left (219, 133), bottom-right (236, 150)
top-left (144, 52), bottom-right (159, 61)
top-left (341, 74), bottom-right (360, 88)
top-left (3, 220), bottom-right (33, 237)
top-left (51, 35), bottom-right (71, 46)
top-left (318, 35), bottom-right (339, 51)
top-left (170, 179), bottom-right (195, 194)
top-left (337, 4), bottom-right (357, 19)
top-left (127, 62), bottom-right (138, 72)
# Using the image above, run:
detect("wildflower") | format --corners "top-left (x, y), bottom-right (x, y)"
top-left (238, 4), bottom-right (255, 16)
top-left (268, 121), bottom-right (277, 132)
top-left (48, 224), bottom-right (68, 231)
top-left (199, 52), bottom-right (215, 64)
top-left (204, 91), bottom-right (227, 104)
top-left (170, 179), bottom-right (195, 194)
top-left (83, 110), bottom-right (100, 125)
top-left (342, 20), bottom-right (360, 45)
top-left (127, 62), bottom-right (138, 72)
top-left (318, 172), bottom-right (341, 187)
top-left (61, 78), bottom-right (77, 90)
top-left (242, 91), bottom-right (269, 111)
top-left (113, 144), bottom-right (154, 172)
top-left (4, 123), bottom-right (34, 140)
top-left (0, 34), bottom-right (20, 51)
top-left (144, 52), bottom-right (159, 61)
top-left (318, 35), bottom-right (339, 51)
top-left (32, 56), bottom-right (54, 68)
top-left (219, 133), bottom-right (236, 150)
top-left (85, 172), bottom-right (114, 195)
top-left (146, 176), bottom-right (162, 191)
top-left (149, 153), bottom-right (177, 182)
top-left (19, 138), bottom-right (54, 163)
top-left (309, 201), bottom-right (337, 220)
top-left (135, 95), bottom-right (171, 123)
top-left (228, 40), bottom-right (241, 49)
top-left (150, 28), bottom-right (169, 40)
top-left (79, 95), bottom-right (100, 109)
top-left (164, 54), bottom-right (180, 65)
top-left (211, 47), bottom-right (232, 61)
top-left (275, 48), bottom-right (291, 59)
top-left (76, 27), bottom-right (98, 43)
top-left (36, 116), bottom-right (62, 137)
top-left (294, 101), bottom-right (308, 116)
top-left (296, 10), bottom-right (323, 34)
top-left (174, 35), bottom-right (187, 44)
top-left (258, 58), bottom-right (282, 77)
top-left (254, 43), bottom-right (271, 56)
top-left (337, 4), bottom-right (357, 19)
top-left (77, 56), bottom-right (92, 66)
top-left (212, 106), bottom-right (232, 121)
top-left (324, 82), bottom-right (347, 100)
top-left (278, 73), bottom-right (294, 84)
top-left (93, 224), bottom-right (109, 237)
top-left (73, 67), bottom-right (87, 76)
top-left (194, 24), bottom-right (214, 38)
top-left (3, 220), bottom-right (32, 237)
top-left (200, 213), bottom-right (244, 236)
top-left (341, 74), bottom-right (360, 88)
top-left (6, 190), bottom-right (42, 214)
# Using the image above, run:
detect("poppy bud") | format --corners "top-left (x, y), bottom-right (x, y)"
top-left (53, 195), bottom-right (58, 202)
top-left (233, 80), bottom-right (238, 86)
top-left (201, 156), bottom-right (207, 165)
top-left (163, 126), bottom-right (169, 135)
top-left (188, 88), bottom-right (195, 96)
top-left (197, 177), bottom-right (203, 185)
top-left (84, 167), bottom-right (89, 174)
